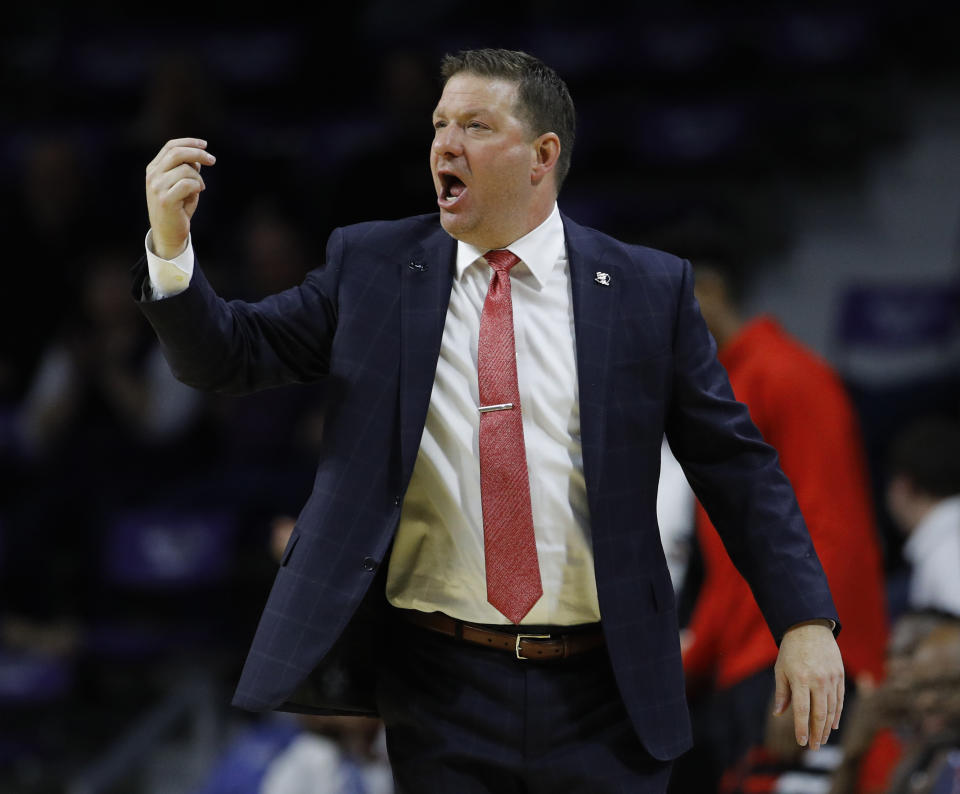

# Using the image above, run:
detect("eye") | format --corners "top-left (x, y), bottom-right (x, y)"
top-left (468, 121), bottom-right (488, 130)
top-left (433, 120), bottom-right (447, 130)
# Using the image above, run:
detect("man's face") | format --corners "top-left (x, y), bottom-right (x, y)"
top-left (430, 73), bottom-right (540, 248)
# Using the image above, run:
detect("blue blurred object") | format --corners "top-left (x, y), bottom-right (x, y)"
top-left (192, 718), bottom-right (301, 794)
top-left (0, 648), bottom-right (72, 706)
top-left (928, 749), bottom-right (960, 793)
top-left (838, 282), bottom-right (960, 349)
top-left (101, 509), bottom-right (236, 590)
top-left (833, 279), bottom-right (960, 390)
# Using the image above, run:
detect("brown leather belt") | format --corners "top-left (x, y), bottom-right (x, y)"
top-left (400, 610), bottom-right (605, 661)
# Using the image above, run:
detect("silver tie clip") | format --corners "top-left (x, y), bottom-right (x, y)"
top-left (478, 403), bottom-right (514, 413)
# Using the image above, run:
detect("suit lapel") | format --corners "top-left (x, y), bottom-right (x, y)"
top-left (398, 225), bottom-right (456, 484)
top-left (397, 215), bottom-right (618, 495)
top-left (563, 214), bottom-right (619, 495)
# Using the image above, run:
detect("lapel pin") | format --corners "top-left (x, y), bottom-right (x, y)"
top-left (595, 271), bottom-right (611, 286)
top-left (408, 260), bottom-right (428, 272)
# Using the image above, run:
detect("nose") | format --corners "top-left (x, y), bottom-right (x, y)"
top-left (432, 124), bottom-right (464, 158)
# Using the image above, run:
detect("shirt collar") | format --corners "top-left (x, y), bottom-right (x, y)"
top-left (455, 203), bottom-right (564, 289)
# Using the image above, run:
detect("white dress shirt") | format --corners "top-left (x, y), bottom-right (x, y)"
top-left (385, 205), bottom-right (599, 625)
top-left (144, 204), bottom-right (599, 626)
top-left (903, 495), bottom-right (960, 616)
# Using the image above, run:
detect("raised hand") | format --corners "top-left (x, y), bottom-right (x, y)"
top-left (145, 138), bottom-right (216, 259)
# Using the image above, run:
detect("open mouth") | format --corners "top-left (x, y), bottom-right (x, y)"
top-left (438, 172), bottom-right (468, 208)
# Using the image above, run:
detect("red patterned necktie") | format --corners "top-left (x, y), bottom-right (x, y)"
top-left (478, 249), bottom-right (543, 624)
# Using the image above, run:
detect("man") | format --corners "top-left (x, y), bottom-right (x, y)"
top-left (672, 262), bottom-right (887, 790)
top-left (137, 49), bottom-right (843, 792)
top-left (886, 416), bottom-right (960, 616)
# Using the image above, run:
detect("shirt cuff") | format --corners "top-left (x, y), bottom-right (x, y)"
top-left (145, 230), bottom-right (194, 299)
top-left (788, 618), bottom-right (837, 633)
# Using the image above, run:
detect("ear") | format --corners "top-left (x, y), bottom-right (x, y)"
top-left (530, 132), bottom-right (561, 187)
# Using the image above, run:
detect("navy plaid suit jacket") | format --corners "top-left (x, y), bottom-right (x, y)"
top-left (135, 212), bottom-right (838, 761)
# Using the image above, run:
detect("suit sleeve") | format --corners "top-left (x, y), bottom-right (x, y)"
top-left (132, 227), bottom-right (346, 395)
top-left (663, 260), bottom-right (839, 644)
top-left (749, 355), bottom-right (886, 677)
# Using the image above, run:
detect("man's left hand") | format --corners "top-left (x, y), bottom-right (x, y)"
top-left (772, 619), bottom-right (844, 750)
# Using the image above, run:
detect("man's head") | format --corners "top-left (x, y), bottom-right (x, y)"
top-left (886, 415), bottom-right (960, 534)
top-left (431, 49), bottom-right (575, 249)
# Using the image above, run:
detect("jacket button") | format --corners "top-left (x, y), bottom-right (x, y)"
top-left (362, 557), bottom-right (378, 572)
top-left (393, 495), bottom-right (402, 507)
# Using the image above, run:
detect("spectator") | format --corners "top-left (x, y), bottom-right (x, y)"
top-left (826, 610), bottom-right (946, 793)
top-left (671, 260), bottom-right (888, 792)
top-left (259, 715), bottom-right (392, 794)
top-left (193, 712), bottom-right (392, 794)
top-left (831, 613), bottom-right (960, 794)
top-left (17, 250), bottom-right (203, 459)
top-left (885, 416), bottom-right (960, 617)
top-left (5, 250), bottom-right (205, 619)
top-left (882, 619), bottom-right (960, 793)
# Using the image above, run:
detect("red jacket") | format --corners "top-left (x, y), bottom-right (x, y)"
top-left (683, 317), bottom-right (887, 689)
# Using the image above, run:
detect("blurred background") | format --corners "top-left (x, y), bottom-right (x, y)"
top-left (1, 1), bottom-right (958, 792)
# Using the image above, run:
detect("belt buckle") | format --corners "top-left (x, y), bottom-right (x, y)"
top-left (515, 633), bottom-right (551, 660)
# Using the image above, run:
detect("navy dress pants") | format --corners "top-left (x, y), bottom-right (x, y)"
top-left (376, 615), bottom-right (673, 793)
